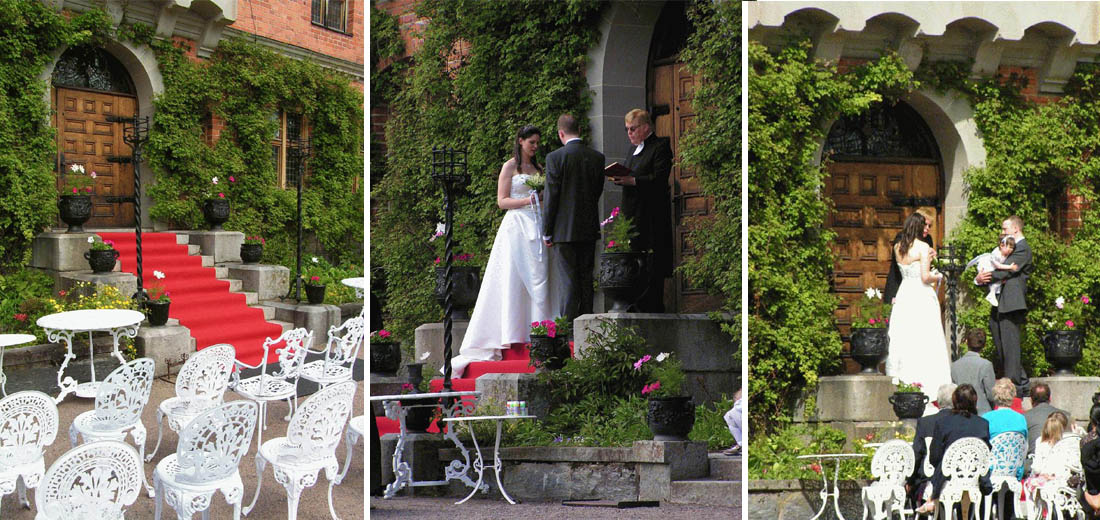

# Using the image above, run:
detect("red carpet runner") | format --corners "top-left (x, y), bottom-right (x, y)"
top-left (99, 232), bottom-right (283, 366)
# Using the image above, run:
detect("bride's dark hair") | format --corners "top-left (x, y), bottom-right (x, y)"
top-left (895, 212), bottom-right (927, 259)
top-left (514, 125), bottom-right (542, 172)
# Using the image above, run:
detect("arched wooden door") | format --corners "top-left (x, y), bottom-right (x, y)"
top-left (823, 102), bottom-right (944, 373)
top-left (52, 47), bottom-right (137, 229)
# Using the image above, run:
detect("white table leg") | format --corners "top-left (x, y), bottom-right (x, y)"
top-left (46, 329), bottom-right (77, 402)
top-left (831, 458), bottom-right (847, 520)
top-left (808, 457), bottom-right (830, 520)
top-left (455, 424), bottom-right (485, 505)
top-left (0, 345), bottom-right (6, 397)
top-left (383, 402), bottom-right (409, 499)
top-left (88, 331), bottom-right (97, 383)
top-left (491, 419), bottom-right (517, 505)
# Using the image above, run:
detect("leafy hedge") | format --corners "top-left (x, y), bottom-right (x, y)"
top-left (748, 41), bottom-right (917, 431)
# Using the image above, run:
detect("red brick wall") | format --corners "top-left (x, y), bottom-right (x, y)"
top-left (230, 0), bottom-right (364, 66)
top-left (375, 0), bottom-right (428, 59)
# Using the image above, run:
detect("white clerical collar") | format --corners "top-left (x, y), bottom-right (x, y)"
top-left (633, 132), bottom-right (652, 155)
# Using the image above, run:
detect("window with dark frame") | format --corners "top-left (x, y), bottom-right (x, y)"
top-left (311, 0), bottom-right (349, 33)
top-left (270, 110), bottom-right (307, 189)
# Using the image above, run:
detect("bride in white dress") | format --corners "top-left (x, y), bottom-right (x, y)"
top-left (886, 213), bottom-right (952, 412)
top-left (449, 125), bottom-right (559, 377)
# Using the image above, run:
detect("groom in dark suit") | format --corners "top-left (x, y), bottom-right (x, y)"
top-left (976, 215), bottom-right (1033, 397)
top-left (543, 114), bottom-right (605, 323)
top-left (613, 109), bottom-right (674, 312)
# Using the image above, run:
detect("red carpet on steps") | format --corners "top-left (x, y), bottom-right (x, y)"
top-left (98, 232), bottom-right (283, 366)
top-left (375, 342), bottom-right (574, 436)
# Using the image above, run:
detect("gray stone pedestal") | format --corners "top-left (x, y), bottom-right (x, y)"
top-left (59, 271), bottom-right (136, 298)
top-left (414, 321), bottom-right (470, 375)
top-left (636, 440), bottom-right (709, 501)
top-left (265, 301), bottom-right (341, 349)
top-left (226, 263), bottom-right (289, 300)
top-left (31, 232), bottom-right (96, 272)
top-left (370, 373), bottom-right (406, 416)
top-left (475, 372), bottom-right (550, 417)
top-left (803, 374), bottom-right (897, 422)
top-left (187, 231), bottom-right (244, 263)
top-left (1032, 375), bottom-right (1100, 424)
top-left (135, 320), bottom-right (195, 377)
top-left (574, 313), bottom-right (736, 404)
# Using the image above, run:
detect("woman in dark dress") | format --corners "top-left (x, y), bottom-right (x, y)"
top-left (1081, 403), bottom-right (1100, 514)
top-left (916, 384), bottom-right (992, 514)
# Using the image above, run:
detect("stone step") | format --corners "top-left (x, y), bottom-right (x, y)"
top-left (667, 479), bottom-right (739, 508)
top-left (239, 291), bottom-right (258, 305)
top-left (175, 233), bottom-right (189, 245)
top-left (213, 266), bottom-right (229, 279)
top-left (270, 319), bottom-right (294, 333)
top-left (187, 244), bottom-right (201, 255)
top-left (200, 255), bottom-right (213, 267)
top-left (251, 305), bottom-right (275, 320)
top-left (709, 454), bottom-right (740, 481)
top-left (224, 278), bottom-right (242, 292)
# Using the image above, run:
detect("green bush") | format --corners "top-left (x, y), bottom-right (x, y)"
top-left (747, 423), bottom-right (911, 480)
top-left (690, 396), bottom-right (737, 451)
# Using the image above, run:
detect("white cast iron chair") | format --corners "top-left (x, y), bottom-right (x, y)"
top-left (153, 400), bottom-right (258, 520)
top-left (69, 357), bottom-right (156, 497)
top-left (985, 431), bottom-right (1027, 520)
top-left (861, 439), bottom-right (915, 520)
top-left (35, 440), bottom-right (143, 520)
top-left (0, 391), bottom-right (59, 511)
top-left (146, 344), bottom-right (236, 462)
top-left (299, 314), bottom-right (364, 389)
top-left (243, 380), bottom-right (356, 520)
top-left (230, 328), bottom-right (312, 447)
top-left (1033, 435), bottom-right (1085, 520)
top-left (336, 415), bottom-right (365, 485)
top-left (936, 437), bottom-right (991, 520)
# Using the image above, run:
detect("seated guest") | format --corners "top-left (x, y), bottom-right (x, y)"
top-left (1022, 412), bottom-right (1070, 500)
top-left (916, 384), bottom-right (992, 514)
top-left (909, 383), bottom-right (956, 507)
top-left (1025, 382), bottom-right (1071, 455)
top-left (983, 378), bottom-right (1028, 480)
top-left (723, 389), bottom-right (742, 456)
top-left (950, 329), bottom-right (996, 415)
top-left (1081, 404), bottom-right (1100, 515)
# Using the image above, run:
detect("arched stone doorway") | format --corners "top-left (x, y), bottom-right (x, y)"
top-left (823, 101), bottom-right (945, 372)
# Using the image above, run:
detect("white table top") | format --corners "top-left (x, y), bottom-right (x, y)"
top-left (36, 309), bottom-right (145, 331)
top-left (443, 415), bottom-right (536, 422)
top-left (796, 453), bottom-right (867, 460)
top-left (341, 277), bottom-right (365, 289)
top-left (0, 334), bottom-right (36, 348)
top-left (370, 390), bottom-right (479, 401)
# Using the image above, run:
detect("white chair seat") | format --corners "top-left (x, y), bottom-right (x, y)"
top-left (0, 457), bottom-right (44, 495)
top-left (38, 497), bottom-right (124, 520)
top-left (155, 453), bottom-right (243, 493)
top-left (349, 416), bottom-right (365, 436)
top-left (157, 397), bottom-right (218, 430)
top-left (71, 410), bottom-right (140, 439)
top-left (300, 361), bottom-right (351, 384)
top-left (260, 437), bottom-right (339, 470)
top-left (235, 375), bottom-right (297, 400)
top-left (146, 345), bottom-right (235, 463)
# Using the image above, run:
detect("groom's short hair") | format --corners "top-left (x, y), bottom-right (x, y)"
top-left (1007, 215), bottom-right (1024, 231)
top-left (557, 114), bottom-right (579, 135)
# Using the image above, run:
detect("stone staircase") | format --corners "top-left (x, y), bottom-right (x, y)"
top-left (668, 453), bottom-right (741, 508)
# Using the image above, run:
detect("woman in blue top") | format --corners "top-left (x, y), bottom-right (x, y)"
top-left (983, 378), bottom-right (1029, 467)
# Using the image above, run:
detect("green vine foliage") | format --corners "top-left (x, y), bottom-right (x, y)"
top-left (677, 0), bottom-right (740, 346)
top-left (0, 3), bottom-right (119, 270)
top-left (145, 37), bottom-right (364, 269)
top-left (748, 41), bottom-right (918, 432)
top-left (371, 0), bottom-right (604, 340)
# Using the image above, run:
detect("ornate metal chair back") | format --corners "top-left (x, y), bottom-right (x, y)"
top-left (279, 380), bottom-right (355, 463)
top-left (94, 358), bottom-right (155, 429)
top-left (989, 431), bottom-right (1027, 478)
top-left (1050, 435), bottom-right (1083, 479)
top-left (174, 400), bottom-right (258, 485)
top-left (942, 437), bottom-right (991, 484)
top-left (0, 391), bottom-right (58, 467)
top-left (35, 440), bottom-right (142, 518)
top-left (266, 328), bottom-right (313, 381)
top-left (870, 439), bottom-right (915, 485)
top-left (176, 344), bottom-right (235, 406)
top-left (324, 313), bottom-right (365, 370)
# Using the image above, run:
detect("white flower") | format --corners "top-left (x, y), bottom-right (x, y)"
top-left (87, 236), bottom-right (94, 244)
top-left (311, 256), bottom-right (319, 263)
top-left (69, 164), bottom-right (84, 174)
top-left (655, 352), bottom-right (669, 362)
top-left (211, 176), bottom-right (219, 185)
top-left (1056, 296), bottom-right (1066, 309)
top-left (873, 289), bottom-right (883, 300)
top-left (891, 377), bottom-right (899, 386)
top-left (153, 271), bottom-right (165, 280)
top-left (420, 351), bottom-right (430, 361)
top-left (864, 287), bottom-right (876, 299)
top-left (89, 171), bottom-right (97, 179)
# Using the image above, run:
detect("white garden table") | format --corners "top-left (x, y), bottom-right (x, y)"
top-left (36, 309), bottom-right (145, 402)
top-left (442, 414), bottom-right (535, 505)
top-left (341, 277), bottom-right (365, 299)
top-left (796, 452), bottom-right (867, 520)
top-left (370, 390), bottom-right (485, 499)
top-left (0, 333), bottom-right (36, 397)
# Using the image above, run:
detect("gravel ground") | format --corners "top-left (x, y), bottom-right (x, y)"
top-left (369, 496), bottom-right (741, 519)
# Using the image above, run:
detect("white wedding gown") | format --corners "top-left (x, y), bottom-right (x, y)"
top-left (885, 243), bottom-right (953, 413)
top-left (448, 173), bottom-right (560, 377)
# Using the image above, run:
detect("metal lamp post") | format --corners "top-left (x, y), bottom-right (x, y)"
top-left (937, 243), bottom-right (967, 360)
top-left (107, 115), bottom-right (151, 302)
top-left (431, 146), bottom-right (469, 393)
top-left (285, 136), bottom-right (312, 302)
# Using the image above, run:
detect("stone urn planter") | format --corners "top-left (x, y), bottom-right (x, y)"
top-left (305, 283), bottom-right (326, 305)
top-left (240, 243), bottom-right (263, 263)
top-left (598, 252), bottom-right (648, 312)
top-left (434, 266), bottom-right (481, 321)
top-left (144, 300), bottom-right (170, 327)
top-left (58, 195), bottom-right (92, 232)
top-left (84, 249), bottom-right (119, 273)
top-left (202, 198), bottom-right (230, 231)
top-left (400, 397), bottom-right (440, 433)
top-left (371, 341), bottom-right (401, 375)
top-left (528, 334), bottom-right (569, 371)
top-left (889, 392), bottom-right (929, 419)
top-left (646, 396), bottom-right (696, 441)
top-left (1043, 330), bottom-right (1084, 375)
top-left (849, 328), bottom-right (889, 374)
top-left (406, 362), bottom-right (425, 389)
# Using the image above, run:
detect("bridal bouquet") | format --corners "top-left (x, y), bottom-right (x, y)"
top-left (524, 173), bottom-right (545, 192)
top-left (850, 287), bottom-right (891, 329)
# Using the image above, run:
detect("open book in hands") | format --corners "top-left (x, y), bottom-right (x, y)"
top-left (604, 162), bottom-right (632, 180)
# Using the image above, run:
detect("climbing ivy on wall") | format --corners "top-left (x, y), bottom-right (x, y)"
top-left (748, 41), bottom-right (918, 431)
top-left (144, 37), bottom-right (364, 268)
top-left (370, 0), bottom-right (605, 340)
top-left (678, 0), bottom-right (740, 348)
top-left (0, 3), bottom-right (117, 270)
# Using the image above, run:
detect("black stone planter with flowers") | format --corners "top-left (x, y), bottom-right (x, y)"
top-left (889, 392), bottom-right (929, 419)
top-left (850, 328), bottom-right (889, 374)
top-left (528, 317), bottom-right (571, 371)
top-left (305, 278), bottom-right (326, 305)
top-left (598, 252), bottom-right (648, 312)
top-left (145, 300), bottom-right (170, 326)
top-left (370, 330), bottom-right (401, 375)
top-left (1043, 329), bottom-right (1084, 375)
top-left (84, 237), bottom-right (119, 273)
top-left (646, 396), bottom-right (696, 441)
top-left (202, 198), bottom-right (230, 231)
top-left (241, 236), bottom-right (264, 263)
top-left (434, 262), bottom-right (480, 321)
top-left (58, 195), bottom-right (92, 232)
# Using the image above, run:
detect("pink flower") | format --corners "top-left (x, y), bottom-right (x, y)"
top-left (13, 313), bottom-right (26, 322)
top-left (1084, 295), bottom-right (1091, 304)
top-left (810, 463), bottom-right (822, 474)
top-left (378, 330), bottom-right (391, 338)
top-left (85, 187), bottom-right (92, 193)
top-left (90, 171), bottom-right (97, 179)
top-left (229, 176), bottom-right (236, 182)
top-left (608, 240), bottom-right (616, 248)
top-left (401, 383), bottom-right (414, 391)
top-left (58, 290), bottom-right (67, 297)
top-left (642, 383), bottom-right (653, 395)
top-left (633, 354), bottom-right (652, 371)
top-left (72, 187), bottom-right (77, 194)
top-left (532, 321), bottom-right (539, 327)
top-left (434, 257), bottom-right (441, 264)
top-left (868, 318), bottom-right (876, 325)
top-left (218, 192), bottom-right (225, 199)
top-left (611, 207), bottom-right (620, 218)
top-left (310, 275), bottom-right (320, 282)
top-left (1067, 320), bottom-right (1075, 328)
